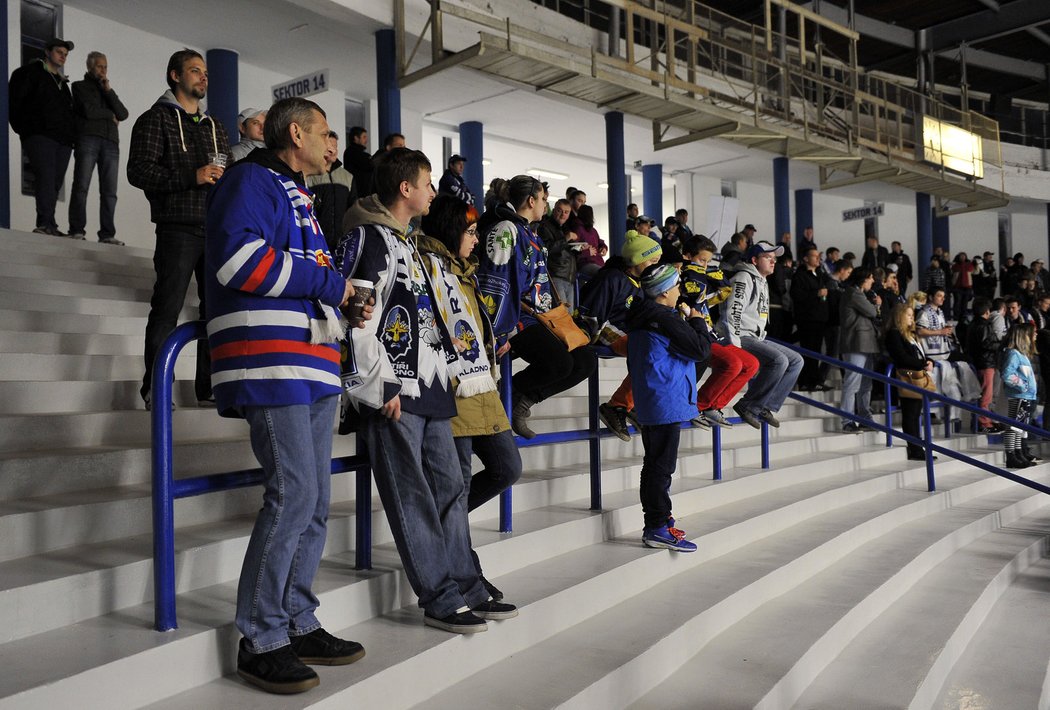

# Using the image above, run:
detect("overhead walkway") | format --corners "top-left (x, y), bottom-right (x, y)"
top-left (397, 0), bottom-right (1010, 216)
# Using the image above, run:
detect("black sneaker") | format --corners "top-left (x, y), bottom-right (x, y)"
top-left (624, 408), bottom-right (641, 430)
top-left (732, 402), bottom-right (762, 429)
top-left (236, 639), bottom-right (319, 695)
top-left (480, 574), bottom-right (504, 602)
top-left (758, 409), bottom-right (780, 428)
top-left (424, 609), bottom-right (488, 633)
top-left (289, 627), bottom-right (365, 666)
top-left (599, 403), bottom-right (632, 441)
top-left (843, 422), bottom-right (862, 433)
top-left (471, 599), bottom-right (519, 620)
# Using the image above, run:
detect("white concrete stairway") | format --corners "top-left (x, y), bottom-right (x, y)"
top-left (0, 227), bottom-right (1048, 709)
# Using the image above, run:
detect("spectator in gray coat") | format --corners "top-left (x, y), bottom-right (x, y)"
top-left (838, 267), bottom-right (881, 432)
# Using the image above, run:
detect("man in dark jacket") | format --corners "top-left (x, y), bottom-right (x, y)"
top-left (974, 251), bottom-right (997, 300)
top-left (127, 49), bottom-right (230, 408)
top-left (307, 130), bottom-right (356, 250)
top-left (68, 51), bottom-right (128, 244)
top-left (965, 297), bottom-right (1001, 432)
top-left (438, 154), bottom-right (474, 205)
top-left (790, 246), bottom-right (832, 390)
top-left (341, 126), bottom-right (373, 198)
top-left (861, 235), bottom-right (889, 271)
top-left (534, 198), bottom-right (576, 311)
top-left (8, 37), bottom-right (76, 236)
top-left (887, 241), bottom-right (913, 294)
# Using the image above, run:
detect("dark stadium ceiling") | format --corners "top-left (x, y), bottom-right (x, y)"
top-left (701, 0), bottom-right (1050, 102)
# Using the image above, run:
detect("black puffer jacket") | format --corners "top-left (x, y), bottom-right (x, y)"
top-left (8, 60), bottom-right (74, 143)
top-left (965, 317), bottom-right (1001, 370)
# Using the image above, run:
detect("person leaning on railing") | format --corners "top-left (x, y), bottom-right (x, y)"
top-left (884, 304), bottom-right (935, 461)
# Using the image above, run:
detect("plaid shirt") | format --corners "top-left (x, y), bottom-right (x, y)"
top-left (127, 94), bottom-right (229, 226)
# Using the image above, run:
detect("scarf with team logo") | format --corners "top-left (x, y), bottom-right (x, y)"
top-left (422, 252), bottom-right (496, 398)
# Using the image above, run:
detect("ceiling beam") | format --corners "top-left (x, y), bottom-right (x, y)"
top-left (801, 2), bottom-right (912, 48)
top-left (927, 0), bottom-right (1050, 52)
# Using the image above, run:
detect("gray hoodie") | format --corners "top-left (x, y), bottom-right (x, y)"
top-left (716, 261), bottom-right (769, 346)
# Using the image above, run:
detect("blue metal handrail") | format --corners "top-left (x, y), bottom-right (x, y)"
top-left (774, 338), bottom-right (1050, 497)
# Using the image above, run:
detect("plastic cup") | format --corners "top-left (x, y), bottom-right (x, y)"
top-left (208, 152), bottom-right (228, 168)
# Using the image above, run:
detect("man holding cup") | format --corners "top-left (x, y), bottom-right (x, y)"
top-left (128, 49), bottom-right (230, 408)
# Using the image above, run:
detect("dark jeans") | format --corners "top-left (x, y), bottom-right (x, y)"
top-left (900, 396), bottom-right (923, 458)
top-left (509, 323), bottom-right (596, 403)
top-left (69, 135), bottom-right (119, 239)
top-left (455, 430), bottom-right (523, 576)
top-left (639, 423), bottom-right (682, 529)
top-left (22, 134), bottom-right (72, 230)
top-left (796, 320), bottom-right (829, 388)
top-left (141, 225), bottom-right (211, 402)
top-left (951, 288), bottom-right (972, 322)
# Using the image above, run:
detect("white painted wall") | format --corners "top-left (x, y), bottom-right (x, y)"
top-left (7, 4), bottom-right (349, 250)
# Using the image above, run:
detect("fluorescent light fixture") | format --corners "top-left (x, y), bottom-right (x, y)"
top-left (920, 116), bottom-right (983, 179)
top-left (597, 181), bottom-right (610, 189)
top-left (526, 168), bottom-right (569, 181)
top-left (481, 159), bottom-right (492, 166)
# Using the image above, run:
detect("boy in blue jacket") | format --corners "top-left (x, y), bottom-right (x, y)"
top-left (626, 263), bottom-right (711, 552)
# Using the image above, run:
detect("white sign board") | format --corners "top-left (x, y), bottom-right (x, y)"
top-left (706, 195), bottom-right (739, 250)
top-left (842, 203), bottom-right (884, 222)
top-left (272, 69), bottom-right (330, 102)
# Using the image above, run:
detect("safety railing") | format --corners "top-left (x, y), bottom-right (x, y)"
top-left (775, 339), bottom-right (1050, 497)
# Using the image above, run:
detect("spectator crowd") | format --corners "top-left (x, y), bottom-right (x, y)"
top-left (10, 39), bottom-right (1048, 699)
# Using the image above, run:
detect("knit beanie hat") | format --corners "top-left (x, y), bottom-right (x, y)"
top-left (622, 230), bottom-right (663, 266)
top-left (640, 263), bottom-right (680, 298)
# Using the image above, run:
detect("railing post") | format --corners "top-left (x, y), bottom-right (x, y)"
top-left (884, 366), bottom-right (893, 448)
top-left (761, 421), bottom-right (770, 469)
top-left (499, 356), bottom-right (514, 531)
top-left (923, 394), bottom-right (936, 492)
top-left (588, 354), bottom-right (602, 510)
top-left (712, 425), bottom-right (722, 480)
top-left (354, 437), bottom-right (373, 570)
top-left (151, 321), bottom-right (205, 632)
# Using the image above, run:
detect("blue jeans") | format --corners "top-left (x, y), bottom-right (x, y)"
top-left (363, 412), bottom-right (488, 618)
top-left (455, 430), bottom-right (523, 575)
top-left (840, 352), bottom-right (874, 427)
top-left (141, 225), bottom-right (211, 401)
top-left (69, 135), bottom-right (119, 239)
top-left (236, 395), bottom-right (338, 652)
top-left (737, 337), bottom-right (804, 414)
top-left (22, 134), bottom-right (72, 230)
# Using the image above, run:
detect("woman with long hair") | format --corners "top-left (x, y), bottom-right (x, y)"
top-left (884, 303), bottom-right (934, 460)
top-left (1000, 323), bottom-right (1039, 469)
top-left (477, 175), bottom-right (596, 438)
top-left (950, 251), bottom-right (974, 321)
top-left (418, 194), bottom-right (523, 599)
top-left (573, 204), bottom-right (607, 278)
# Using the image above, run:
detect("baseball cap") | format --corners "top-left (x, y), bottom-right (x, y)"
top-left (746, 240), bottom-right (784, 259)
top-left (237, 108), bottom-right (266, 126)
top-left (743, 223), bottom-right (757, 232)
top-left (45, 38), bottom-right (74, 51)
top-left (449, 154), bottom-right (466, 164)
top-left (635, 215), bottom-right (656, 226)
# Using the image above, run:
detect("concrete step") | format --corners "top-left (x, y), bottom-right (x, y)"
top-left (0, 273), bottom-right (155, 303)
top-left (0, 330), bottom-right (142, 356)
top-left (134, 453), bottom-right (1013, 708)
top-left (0, 260), bottom-right (155, 291)
top-left (789, 503), bottom-right (1050, 710)
top-left (929, 556), bottom-right (1050, 710)
top-left (0, 307), bottom-right (148, 335)
top-left (1, 226), bottom-right (155, 265)
top-left (0, 353), bottom-right (199, 383)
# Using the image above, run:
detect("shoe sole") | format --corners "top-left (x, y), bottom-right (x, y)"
top-left (472, 608), bottom-right (519, 620)
top-left (236, 669), bottom-right (320, 694)
top-left (642, 538), bottom-right (697, 552)
top-left (423, 616), bottom-right (488, 633)
top-left (296, 647), bottom-right (366, 666)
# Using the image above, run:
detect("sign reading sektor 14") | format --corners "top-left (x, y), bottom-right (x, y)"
top-left (842, 203), bottom-right (884, 222)
top-left (272, 69), bottom-right (330, 102)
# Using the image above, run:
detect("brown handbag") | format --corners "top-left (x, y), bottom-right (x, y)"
top-left (896, 368), bottom-right (935, 399)
top-left (520, 301), bottom-right (590, 351)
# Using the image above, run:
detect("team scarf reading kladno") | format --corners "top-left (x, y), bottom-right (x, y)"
top-left (422, 252), bottom-right (497, 398)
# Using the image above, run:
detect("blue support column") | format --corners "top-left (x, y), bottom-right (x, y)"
top-left (794, 188), bottom-right (813, 254)
top-left (605, 111), bottom-right (627, 256)
top-left (205, 50), bottom-right (238, 146)
top-left (0, 1), bottom-right (9, 228)
top-left (774, 157), bottom-right (790, 242)
top-left (459, 121), bottom-right (483, 207)
top-left (641, 163), bottom-right (662, 226)
top-left (375, 29), bottom-right (401, 140)
top-left (933, 211), bottom-right (950, 255)
top-left (916, 193), bottom-right (932, 277)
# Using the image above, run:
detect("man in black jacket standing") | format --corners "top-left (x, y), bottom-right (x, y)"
top-left (965, 297), bottom-right (1002, 433)
top-left (127, 49), bottom-right (230, 408)
top-left (887, 241), bottom-right (913, 295)
top-left (8, 37), bottom-right (76, 236)
top-left (790, 245), bottom-right (832, 391)
top-left (68, 51), bottom-right (128, 244)
top-left (342, 126), bottom-right (373, 197)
